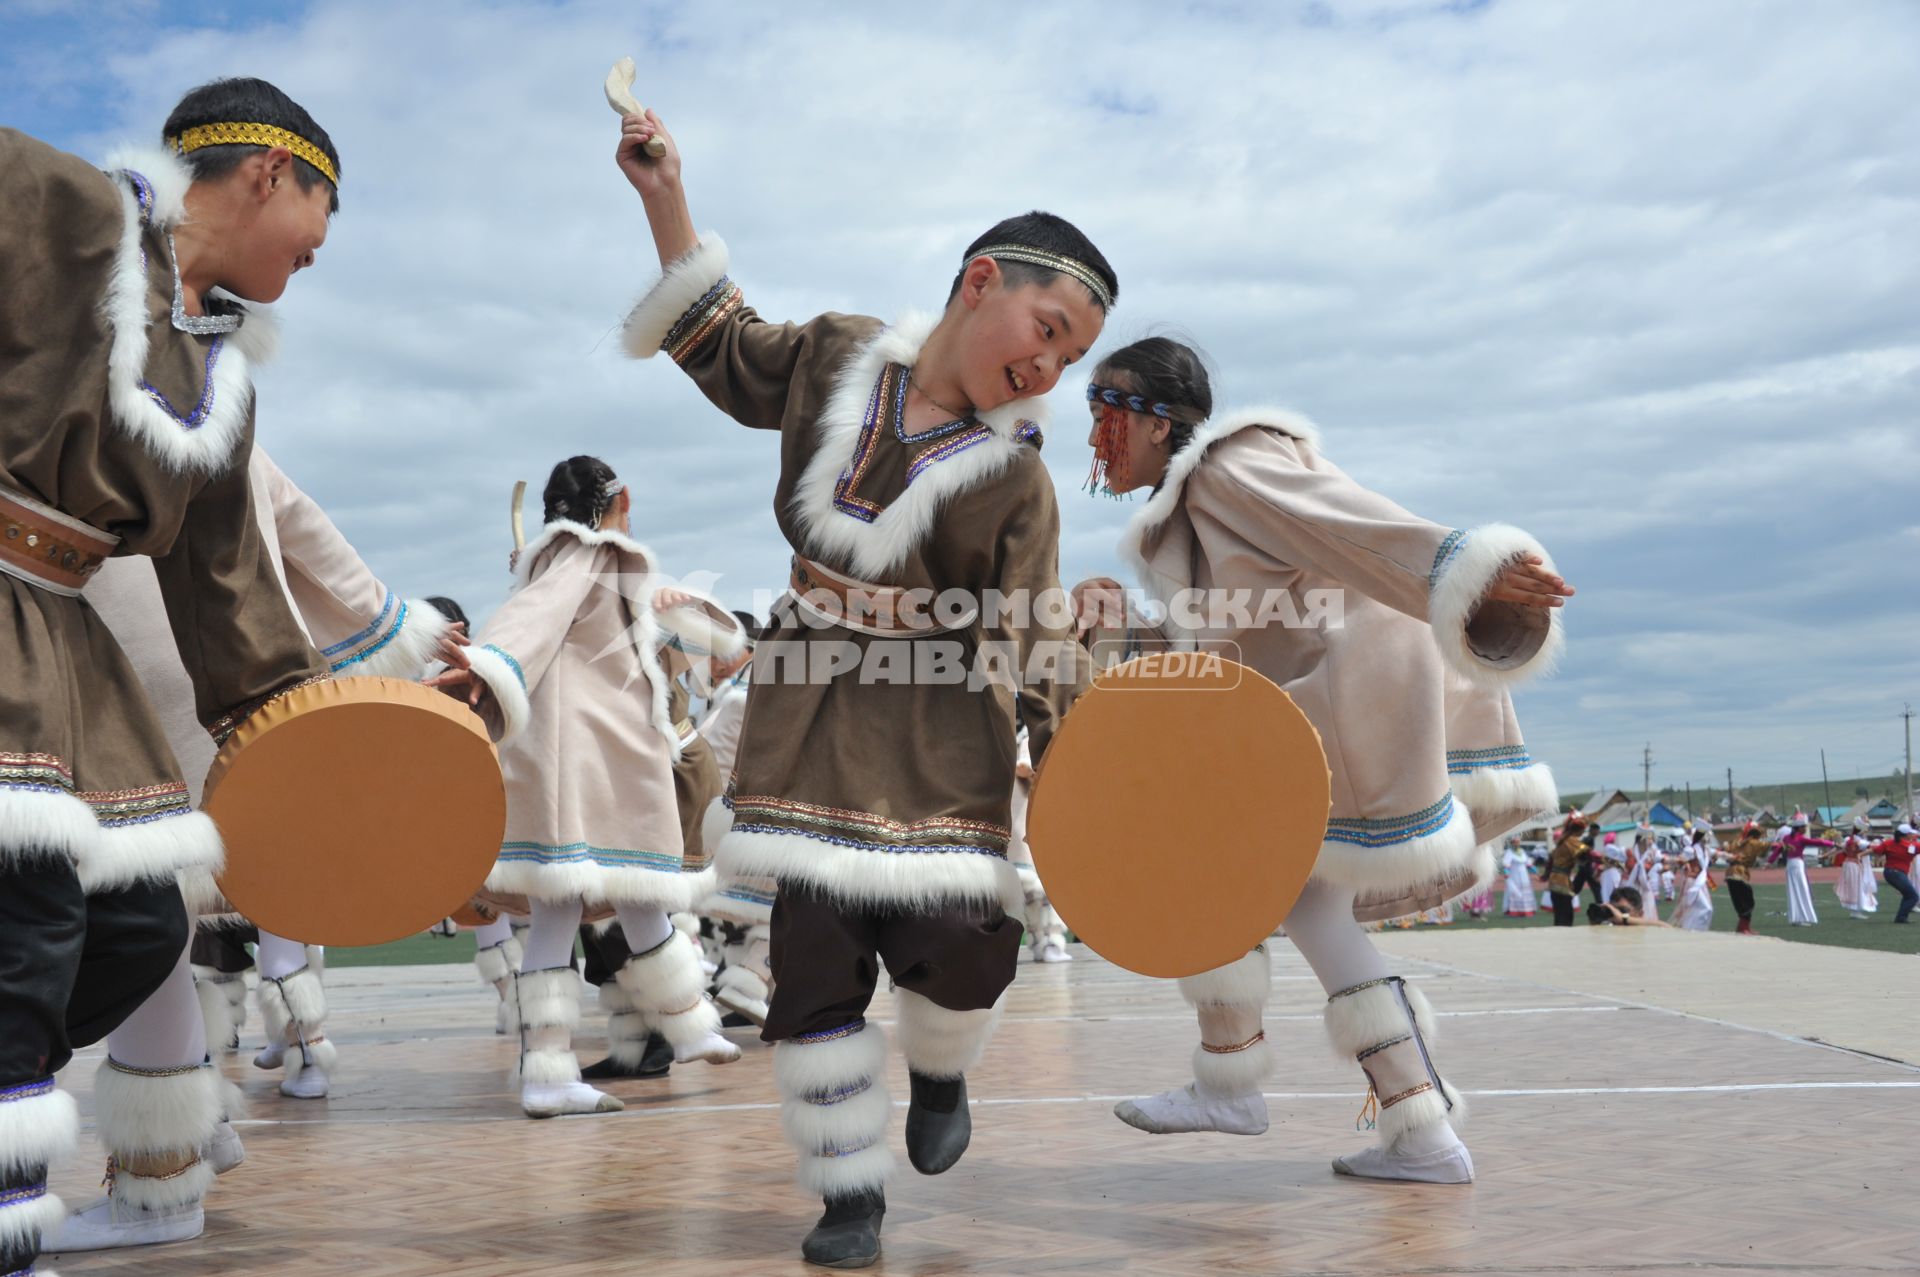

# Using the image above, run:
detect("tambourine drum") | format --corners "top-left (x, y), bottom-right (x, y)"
top-left (1026, 654), bottom-right (1329, 979)
top-left (206, 677), bottom-right (506, 946)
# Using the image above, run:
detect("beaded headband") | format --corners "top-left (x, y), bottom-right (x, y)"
top-left (168, 121), bottom-right (338, 187)
top-left (1085, 382), bottom-right (1205, 425)
top-left (971, 244), bottom-right (1114, 310)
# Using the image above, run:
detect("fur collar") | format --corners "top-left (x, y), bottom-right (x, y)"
top-left (97, 143), bottom-right (277, 474)
top-left (788, 311), bottom-right (1047, 581)
top-left (1116, 405), bottom-right (1321, 579)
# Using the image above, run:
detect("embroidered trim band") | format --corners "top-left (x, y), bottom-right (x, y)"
top-left (971, 244), bottom-right (1114, 310)
top-left (168, 121), bottom-right (338, 186)
top-left (1086, 382), bottom-right (1204, 424)
top-left (1201, 1031), bottom-right (1266, 1055)
top-left (793, 1019), bottom-right (866, 1045)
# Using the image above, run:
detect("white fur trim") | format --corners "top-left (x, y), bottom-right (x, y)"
top-left (518, 1048), bottom-right (581, 1086)
top-left (597, 979), bottom-right (637, 1016)
top-left (600, 978), bottom-right (651, 1065)
top-left (774, 1021), bottom-right (888, 1098)
top-left (503, 934), bottom-right (524, 971)
top-left (261, 966), bottom-right (326, 1031)
top-left (790, 311), bottom-right (1049, 581)
top-left (1452, 761), bottom-right (1558, 841)
top-left (93, 1061), bottom-right (221, 1158)
top-left (514, 967), bottom-right (583, 1030)
top-left (111, 1157), bottom-right (214, 1212)
top-left (217, 1077), bottom-right (245, 1123)
top-left (894, 989), bottom-right (1003, 1079)
top-left (195, 975), bottom-right (235, 1051)
top-left (341, 597), bottom-right (451, 680)
top-left (716, 963), bottom-right (770, 1004)
top-left (1175, 947), bottom-right (1270, 1009)
top-left (0, 1190), bottom-right (66, 1252)
top-left (1324, 978), bottom-right (1422, 1060)
top-left (1191, 1038), bottom-right (1276, 1096)
top-left (509, 520), bottom-right (685, 756)
top-left (1312, 797), bottom-right (1480, 921)
top-left (612, 930), bottom-right (708, 1014)
top-left (98, 149), bottom-right (260, 476)
top-left (775, 1022), bottom-right (895, 1196)
top-left (75, 810), bottom-right (223, 894)
top-left (717, 826), bottom-right (1023, 916)
top-left (0, 1086), bottom-right (78, 1175)
top-left (483, 861), bottom-right (714, 915)
top-left (656, 599), bottom-right (747, 664)
top-left (0, 787), bottom-right (98, 864)
top-left (651, 997), bottom-right (723, 1049)
top-left (620, 234), bottom-right (731, 359)
top-left (474, 941), bottom-right (513, 985)
top-left (464, 644), bottom-right (531, 745)
top-left (1117, 406), bottom-right (1322, 588)
top-left (1427, 523), bottom-right (1564, 690)
top-left (177, 867), bottom-right (227, 916)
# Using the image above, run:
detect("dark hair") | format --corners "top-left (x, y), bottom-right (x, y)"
top-left (424, 596), bottom-right (469, 629)
top-left (163, 78), bottom-right (340, 214)
top-left (1610, 886), bottom-right (1644, 911)
top-left (730, 610), bottom-right (761, 647)
top-left (946, 211), bottom-right (1118, 313)
top-left (543, 455), bottom-right (619, 526)
top-left (1095, 336), bottom-right (1215, 457)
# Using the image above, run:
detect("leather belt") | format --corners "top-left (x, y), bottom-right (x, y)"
top-left (788, 555), bottom-right (974, 635)
top-left (0, 484), bottom-right (118, 597)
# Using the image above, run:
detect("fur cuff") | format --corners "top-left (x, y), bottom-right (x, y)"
top-left (330, 596), bottom-right (451, 680)
top-left (0, 787), bottom-right (100, 865)
top-left (0, 1082), bottom-right (78, 1176)
top-left (651, 996), bottom-right (723, 1050)
top-left (474, 941), bottom-right (514, 985)
top-left (465, 644), bottom-right (531, 744)
top-left (112, 1157), bottom-right (214, 1212)
top-left (514, 967), bottom-right (583, 1030)
top-left (655, 597), bottom-right (748, 664)
top-left (717, 826), bottom-right (1024, 917)
top-left (258, 966), bottom-right (327, 1039)
top-left (519, 1047), bottom-right (581, 1086)
top-left (1324, 978), bottom-right (1465, 1140)
top-left (716, 963), bottom-right (771, 1004)
top-left (93, 1061), bottom-right (222, 1158)
top-left (776, 1022), bottom-right (895, 1197)
top-left (0, 1187), bottom-right (64, 1252)
top-left (1428, 523), bottom-right (1565, 691)
top-left (611, 931), bottom-right (708, 1015)
top-left (795, 1140), bottom-right (896, 1198)
top-left (286, 1036), bottom-right (338, 1080)
top-left (620, 235), bottom-right (730, 360)
top-left (1316, 796), bottom-right (1483, 923)
top-left (1176, 947), bottom-right (1270, 1009)
top-left (894, 989), bottom-right (1003, 1080)
top-left (1452, 761), bottom-right (1558, 844)
top-left (75, 810), bottom-right (223, 894)
top-left (1192, 1035), bottom-right (1276, 1097)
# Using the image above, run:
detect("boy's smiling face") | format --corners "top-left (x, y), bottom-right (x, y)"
top-left (950, 259), bottom-right (1105, 411)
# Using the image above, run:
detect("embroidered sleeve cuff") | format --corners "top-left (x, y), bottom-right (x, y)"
top-left (324, 594), bottom-right (450, 679)
top-left (620, 234), bottom-right (740, 364)
top-left (1427, 523), bottom-right (1564, 690)
top-left (654, 594), bottom-right (748, 663)
top-left (465, 644), bottom-right (531, 744)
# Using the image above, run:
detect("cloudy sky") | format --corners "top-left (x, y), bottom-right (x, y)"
top-left (4, 0), bottom-right (1916, 797)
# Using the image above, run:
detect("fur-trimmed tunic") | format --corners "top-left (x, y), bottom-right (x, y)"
top-left (621, 236), bottom-right (1082, 917)
top-left (1119, 411), bottom-right (1563, 921)
top-left (0, 131), bottom-right (330, 893)
top-left (465, 521), bottom-right (743, 909)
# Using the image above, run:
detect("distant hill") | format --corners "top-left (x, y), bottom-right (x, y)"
top-left (1559, 771), bottom-right (1913, 820)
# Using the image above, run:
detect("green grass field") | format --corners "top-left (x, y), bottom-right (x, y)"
top-left (1427, 882), bottom-right (1918, 954)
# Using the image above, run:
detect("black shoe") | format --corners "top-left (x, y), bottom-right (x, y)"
top-left (905, 1071), bottom-right (971, 1175)
top-left (801, 1189), bottom-right (884, 1268)
top-left (580, 1032), bottom-right (673, 1079)
top-left (719, 1011), bottom-right (754, 1029)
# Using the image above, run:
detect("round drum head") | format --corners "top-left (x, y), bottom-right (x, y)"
top-left (1026, 654), bottom-right (1329, 979)
top-left (207, 678), bottom-right (505, 947)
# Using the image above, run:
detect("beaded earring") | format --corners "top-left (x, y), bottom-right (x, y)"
top-left (1083, 405), bottom-right (1132, 500)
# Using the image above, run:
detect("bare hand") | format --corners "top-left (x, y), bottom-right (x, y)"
top-left (425, 667), bottom-right (487, 709)
top-left (1071, 576), bottom-right (1128, 636)
top-left (653, 587), bottom-right (696, 613)
top-left (432, 621), bottom-right (471, 671)
top-left (1488, 555), bottom-right (1575, 609)
top-left (617, 109), bottom-right (681, 197)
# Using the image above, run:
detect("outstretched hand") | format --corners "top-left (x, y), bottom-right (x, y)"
top-left (1489, 556), bottom-right (1575, 609)
top-left (1071, 576), bottom-right (1128, 636)
top-left (425, 667), bottom-right (486, 708)
top-left (433, 621), bottom-right (472, 671)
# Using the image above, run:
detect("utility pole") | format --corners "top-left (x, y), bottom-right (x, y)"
top-left (1726, 767), bottom-right (1735, 821)
top-left (1685, 781), bottom-right (1694, 821)
top-left (1904, 703), bottom-right (1914, 819)
top-left (1820, 750), bottom-right (1833, 821)
top-left (1643, 743), bottom-right (1653, 811)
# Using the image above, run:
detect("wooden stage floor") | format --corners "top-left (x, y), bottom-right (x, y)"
top-left (47, 928), bottom-right (1920, 1277)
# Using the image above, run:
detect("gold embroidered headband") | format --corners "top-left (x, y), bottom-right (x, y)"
top-left (971, 244), bottom-right (1113, 311)
top-left (167, 121), bottom-right (338, 188)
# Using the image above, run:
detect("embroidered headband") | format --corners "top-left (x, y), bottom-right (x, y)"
top-left (971, 244), bottom-right (1114, 310)
top-left (168, 122), bottom-right (339, 188)
top-left (1086, 382), bottom-right (1206, 425)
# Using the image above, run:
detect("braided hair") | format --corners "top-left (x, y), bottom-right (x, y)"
top-left (1092, 336), bottom-right (1214, 459)
top-left (542, 455), bottom-right (619, 527)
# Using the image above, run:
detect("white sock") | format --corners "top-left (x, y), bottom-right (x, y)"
top-left (611, 903), bottom-right (675, 954)
top-left (257, 931), bottom-right (308, 981)
top-left (106, 940), bottom-right (207, 1070)
top-left (522, 897), bottom-right (584, 971)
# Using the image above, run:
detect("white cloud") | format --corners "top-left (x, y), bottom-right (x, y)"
top-left (10, 0), bottom-right (1919, 794)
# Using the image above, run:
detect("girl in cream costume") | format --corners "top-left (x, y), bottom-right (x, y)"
top-left (48, 443), bottom-right (458, 1253)
top-left (1074, 337), bottom-right (1571, 1186)
top-left (445, 456), bottom-right (747, 1119)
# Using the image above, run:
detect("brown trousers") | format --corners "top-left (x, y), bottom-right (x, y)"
top-left (762, 888), bottom-right (1021, 1042)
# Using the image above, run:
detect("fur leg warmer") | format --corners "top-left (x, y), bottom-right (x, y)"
top-left (1324, 976), bottom-right (1466, 1144)
top-left (0, 1077), bottom-right (77, 1260)
top-left (893, 988), bottom-right (1003, 1080)
top-left (513, 967), bottom-right (584, 1086)
top-left (90, 1059), bottom-right (219, 1211)
top-left (776, 1021), bottom-right (894, 1197)
top-left (1178, 947), bottom-right (1276, 1095)
top-left (258, 965), bottom-right (336, 1088)
top-left (611, 930), bottom-right (721, 1051)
